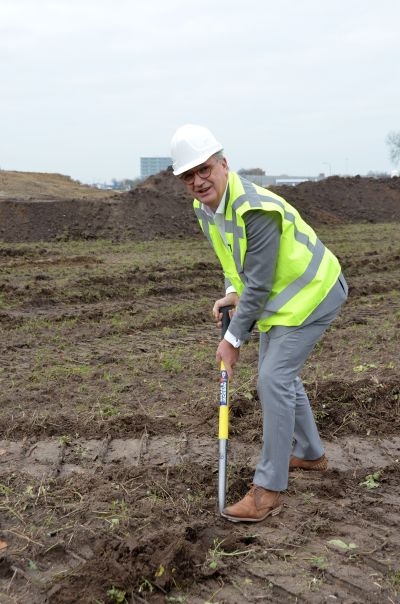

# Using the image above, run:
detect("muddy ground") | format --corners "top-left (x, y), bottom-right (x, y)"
top-left (0, 171), bottom-right (399, 603)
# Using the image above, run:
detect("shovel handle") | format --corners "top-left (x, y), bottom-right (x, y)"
top-left (219, 303), bottom-right (234, 439)
top-left (220, 304), bottom-right (234, 339)
top-left (218, 304), bottom-right (234, 514)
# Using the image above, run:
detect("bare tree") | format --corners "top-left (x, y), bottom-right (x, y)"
top-left (238, 167), bottom-right (265, 175)
top-left (386, 130), bottom-right (400, 167)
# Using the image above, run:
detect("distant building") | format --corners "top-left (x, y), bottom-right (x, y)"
top-left (275, 177), bottom-right (316, 186)
top-left (240, 173), bottom-right (323, 187)
top-left (140, 157), bottom-right (172, 179)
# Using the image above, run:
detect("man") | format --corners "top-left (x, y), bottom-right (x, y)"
top-left (170, 124), bottom-right (348, 523)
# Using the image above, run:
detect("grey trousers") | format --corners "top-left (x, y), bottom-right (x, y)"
top-left (253, 276), bottom-right (347, 491)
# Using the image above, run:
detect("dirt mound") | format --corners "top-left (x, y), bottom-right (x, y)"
top-left (0, 170), bottom-right (118, 200)
top-left (0, 170), bottom-right (399, 243)
top-left (0, 171), bottom-right (198, 242)
top-left (272, 175), bottom-right (400, 225)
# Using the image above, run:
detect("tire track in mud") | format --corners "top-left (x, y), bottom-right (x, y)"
top-left (1, 433), bottom-right (399, 479)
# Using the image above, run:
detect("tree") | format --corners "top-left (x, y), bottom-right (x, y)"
top-left (238, 167), bottom-right (265, 175)
top-left (386, 130), bottom-right (400, 167)
top-left (110, 178), bottom-right (141, 191)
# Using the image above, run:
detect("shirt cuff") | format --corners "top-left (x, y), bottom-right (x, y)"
top-left (224, 329), bottom-right (242, 348)
top-left (225, 285), bottom-right (237, 295)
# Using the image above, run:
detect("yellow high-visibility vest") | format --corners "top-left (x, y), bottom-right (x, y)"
top-left (194, 172), bottom-right (341, 331)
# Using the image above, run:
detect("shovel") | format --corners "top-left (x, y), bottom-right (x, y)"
top-left (218, 304), bottom-right (234, 515)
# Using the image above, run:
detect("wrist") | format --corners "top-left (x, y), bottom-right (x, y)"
top-left (224, 329), bottom-right (242, 348)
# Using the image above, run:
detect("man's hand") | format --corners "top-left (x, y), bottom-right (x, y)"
top-left (216, 339), bottom-right (240, 380)
top-left (213, 293), bottom-right (239, 327)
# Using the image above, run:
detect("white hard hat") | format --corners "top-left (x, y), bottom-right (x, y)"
top-left (170, 124), bottom-right (223, 176)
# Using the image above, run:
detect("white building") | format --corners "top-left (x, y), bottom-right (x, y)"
top-left (239, 172), bottom-right (324, 187)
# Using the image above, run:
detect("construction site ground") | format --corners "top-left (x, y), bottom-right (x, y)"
top-left (0, 170), bottom-right (399, 603)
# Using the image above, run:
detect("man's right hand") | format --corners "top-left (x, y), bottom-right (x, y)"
top-left (212, 293), bottom-right (239, 327)
top-left (216, 339), bottom-right (240, 380)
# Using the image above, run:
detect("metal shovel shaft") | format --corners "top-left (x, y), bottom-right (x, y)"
top-left (218, 439), bottom-right (228, 513)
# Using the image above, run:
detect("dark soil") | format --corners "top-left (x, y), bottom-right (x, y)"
top-left (0, 171), bottom-right (399, 603)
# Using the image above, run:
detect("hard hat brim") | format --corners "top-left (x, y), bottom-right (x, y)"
top-left (173, 145), bottom-right (223, 176)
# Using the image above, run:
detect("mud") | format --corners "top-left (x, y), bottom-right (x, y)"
top-left (0, 171), bottom-right (399, 603)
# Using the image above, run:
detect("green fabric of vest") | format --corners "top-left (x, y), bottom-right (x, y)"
top-left (193, 172), bottom-right (341, 331)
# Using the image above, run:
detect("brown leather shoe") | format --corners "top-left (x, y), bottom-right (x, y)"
top-left (289, 454), bottom-right (328, 471)
top-left (221, 485), bottom-right (282, 523)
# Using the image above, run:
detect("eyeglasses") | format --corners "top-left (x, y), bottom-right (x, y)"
top-left (180, 159), bottom-right (218, 185)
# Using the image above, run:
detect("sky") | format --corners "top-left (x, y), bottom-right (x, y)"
top-left (1, 0), bottom-right (399, 184)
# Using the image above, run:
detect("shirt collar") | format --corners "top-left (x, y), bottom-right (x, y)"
top-left (202, 182), bottom-right (229, 217)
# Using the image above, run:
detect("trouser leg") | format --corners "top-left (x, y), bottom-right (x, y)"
top-left (291, 376), bottom-right (324, 459)
top-left (253, 307), bottom-right (340, 492)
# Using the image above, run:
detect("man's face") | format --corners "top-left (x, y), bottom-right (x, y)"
top-left (180, 155), bottom-right (229, 211)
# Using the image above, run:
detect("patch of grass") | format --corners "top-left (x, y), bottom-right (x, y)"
top-left (359, 470), bottom-right (382, 489)
top-left (389, 569), bottom-right (400, 588)
top-left (0, 483), bottom-right (12, 496)
top-left (97, 402), bottom-right (119, 418)
top-left (0, 293), bottom-right (11, 309)
top-left (137, 577), bottom-right (154, 594)
top-left (93, 499), bottom-right (130, 530)
top-left (107, 586), bottom-right (127, 603)
top-left (160, 351), bottom-right (184, 373)
top-left (206, 538), bottom-right (253, 570)
top-left (30, 362), bottom-right (94, 384)
top-left (308, 555), bottom-right (327, 570)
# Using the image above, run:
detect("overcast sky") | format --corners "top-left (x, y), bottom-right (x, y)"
top-left (1, 0), bottom-right (399, 183)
